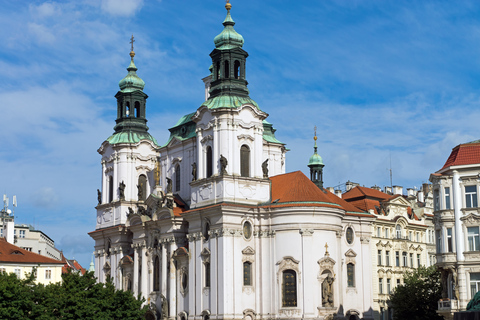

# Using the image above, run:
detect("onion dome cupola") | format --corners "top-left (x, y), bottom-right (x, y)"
top-left (107, 36), bottom-right (158, 146)
top-left (208, 1), bottom-right (250, 100)
top-left (308, 127), bottom-right (325, 189)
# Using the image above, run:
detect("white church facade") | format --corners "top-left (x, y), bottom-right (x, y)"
top-left (89, 3), bottom-right (376, 320)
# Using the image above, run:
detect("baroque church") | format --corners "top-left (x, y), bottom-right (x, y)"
top-left (89, 3), bottom-right (375, 320)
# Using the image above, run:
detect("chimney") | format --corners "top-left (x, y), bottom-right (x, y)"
top-left (3, 215), bottom-right (14, 244)
top-left (384, 186), bottom-right (392, 195)
top-left (371, 185), bottom-right (381, 191)
top-left (417, 191), bottom-right (424, 203)
top-left (326, 187), bottom-right (335, 193)
top-left (407, 188), bottom-right (415, 197)
top-left (422, 183), bottom-right (431, 195)
top-left (393, 185), bottom-right (403, 195)
top-left (335, 190), bottom-right (342, 198)
top-left (346, 181), bottom-right (354, 191)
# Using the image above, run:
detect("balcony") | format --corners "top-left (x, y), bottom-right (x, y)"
top-left (438, 299), bottom-right (458, 311)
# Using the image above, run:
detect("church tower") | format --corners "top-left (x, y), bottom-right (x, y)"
top-left (96, 37), bottom-right (159, 228)
top-left (308, 127), bottom-right (325, 188)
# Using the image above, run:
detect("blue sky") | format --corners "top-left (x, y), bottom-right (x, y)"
top-left (1, 0), bottom-right (480, 268)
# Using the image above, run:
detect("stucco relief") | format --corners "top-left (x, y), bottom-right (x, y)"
top-left (344, 249), bottom-right (357, 265)
top-left (199, 184), bottom-right (212, 200)
top-left (317, 256), bottom-right (336, 280)
top-left (461, 213), bottom-right (480, 226)
top-left (103, 209), bottom-right (112, 222)
top-left (276, 256), bottom-right (301, 283)
top-left (225, 181), bottom-right (235, 196)
top-left (240, 184), bottom-right (256, 198)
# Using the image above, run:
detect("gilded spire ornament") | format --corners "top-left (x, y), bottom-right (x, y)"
top-left (130, 34), bottom-right (135, 59)
top-left (225, 0), bottom-right (232, 11)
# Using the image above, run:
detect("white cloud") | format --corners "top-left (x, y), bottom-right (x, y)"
top-left (29, 2), bottom-right (60, 18)
top-left (101, 0), bottom-right (144, 16)
top-left (27, 23), bottom-right (56, 44)
top-left (32, 187), bottom-right (59, 209)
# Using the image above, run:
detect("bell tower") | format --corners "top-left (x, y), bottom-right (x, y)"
top-left (308, 127), bottom-right (325, 189)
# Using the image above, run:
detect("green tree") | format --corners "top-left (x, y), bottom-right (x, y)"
top-left (389, 265), bottom-right (443, 320)
top-left (0, 270), bottom-right (148, 320)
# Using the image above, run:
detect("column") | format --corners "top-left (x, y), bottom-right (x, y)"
top-left (300, 229), bottom-right (314, 317)
top-left (197, 130), bottom-right (204, 179)
top-left (169, 240), bottom-right (178, 318)
top-left (254, 125), bottom-right (262, 178)
top-left (141, 245), bottom-right (148, 301)
top-left (133, 247), bottom-right (139, 297)
top-left (161, 243), bottom-right (168, 297)
top-left (101, 161), bottom-right (106, 204)
top-left (113, 153), bottom-right (118, 201)
top-left (213, 120), bottom-right (219, 175)
top-left (452, 170), bottom-right (465, 261)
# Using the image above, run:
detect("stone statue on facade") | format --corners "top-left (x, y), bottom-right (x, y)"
top-left (192, 162), bottom-right (197, 181)
top-left (127, 207), bottom-right (134, 217)
top-left (137, 205), bottom-right (146, 216)
top-left (97, 189), bottom-right (102, 205)
top-left (161, 294), bottom-right (169, 319)
top-left (262, 159), bottom-right (269, 178)
top-left (137, 183), bottom-right (143, 200)
top-left (166, 177), bottom-right (172, 194)
top-left (154, 160), bottom-right (161, 186)
top-left (322, 274), bottom-right (334, 307)
top-left (119, 181), bottom-right (126, 200)
top-left (220, 154), bottom-right (228, 175)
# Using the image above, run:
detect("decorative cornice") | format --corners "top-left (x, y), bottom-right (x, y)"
top-left (300, 229), bottom-right (314, 236)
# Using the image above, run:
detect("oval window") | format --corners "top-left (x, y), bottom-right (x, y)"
top-left (243, 221), bottom-right (252, 240)
top-left (346, 227), bottom-right (354, 244)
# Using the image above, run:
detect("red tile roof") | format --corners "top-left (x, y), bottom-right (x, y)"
top-left (343, 186), bottom-right (390, 201)
top-left (0, 238), bottom-right (63, 265)
top-left (269, 171), bottom-right (365, 213)
top-left (441, 142), bottom-right (480, 170)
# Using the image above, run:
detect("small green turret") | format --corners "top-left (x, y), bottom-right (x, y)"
top-left (308, 127), bottom-right (325, 189)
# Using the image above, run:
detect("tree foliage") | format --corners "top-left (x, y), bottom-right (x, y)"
top-left (0, 270), bottom-right (148, 320)
top-left (389, 265), bottom-right (443, 320)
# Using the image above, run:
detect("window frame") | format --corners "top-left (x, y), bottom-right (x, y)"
top-left (282, 269), bottom-right (297, 307)
top-left (468, 227), bottom-right (480, 251)
top-left (465, 185), bottom-right (478, 208)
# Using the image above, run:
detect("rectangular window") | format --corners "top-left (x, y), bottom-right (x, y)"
top-left (416, 232), bottom-right (419, 242)
top-left (385, 228), bottom-right (389, 239)
top-left (0, 228), bottom-right (3, 237)
top-left (347, 263), bottom-right (355, 287)
top-left (409, 231), bottom-right (412, 241)
top-left (379, 278), bottom-right (383, 294)
top-left (471, 273), bottom-right (480, 299)
top-left (403, 252), bottom-right (408, 267)
top-left (397, 279), bottom-right (400, 286)
top-left (45, 269), bottom-right (52, 280)
top-left (445, 187), bottom-right (451, 210)
top-left (377, 227), bottom-right (381, 237)
top-left (434, 189), bottom-right (440, 211)
top-left (410, 253), bottom-right (414, 267)
top-left (447, 228), bottom-right (453, 252)
top-left (386, 251), bottom-right (390, 266)
top-left (395, 251), bottom-right (400, 267)
top-left (19, 230), bottom-right (25, 238)
top-left (468, 227), bottom-right (480, 251)
top-left (387, 278), bottom-right (391, 294)
top-left (465, 186), bottom-right (478, 208)
top-left (243, 262), bottom-right (251, 286)
top-left (205, 262), bottom-right (210, 288)
top-left (417, 254), bottom-right (421, 267)
top-left (436, 230), bottom-right (442, 253)
top-left (378, 250), bottom-right (382, 265)
top-left (14, 268), bottom-right (21, 278)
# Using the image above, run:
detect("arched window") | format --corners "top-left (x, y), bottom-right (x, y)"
top-left (134, 101), bottom-right (140, 118)
top-left (224, 60), bottom-right (230, 78)
top-left (347, 263), bottom-right (355, 287)
top-left (138, 174), bottom-right (147, 201)
top-left (396, 225), bottom-right (402, 239)
top-left (206, 147), bottom-right (213, 178)
top-left (108, 176), bottom-right (113, 202)
top-left (282, 269), bottom-right (297, 307)
top-left (153, 256), bottom-right (160, 291)
top-left (205, 262), bottom-right (210, 288)
top-left (243, 261), bottom-right (252, 286)
top-left (216, 61), bottom-right (220, 80)
top-left (234, 60), bottom-right (241, 79)
top-left (175, 164), bottom-right (181, 192)
top-left (240, 145), bottom-right (250, 177)
top-left (125, 101), bottom-right (130, 117)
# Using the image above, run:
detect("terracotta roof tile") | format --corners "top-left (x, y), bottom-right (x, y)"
top-left (441, 142), bottom-right (480, 170)
top-left (0, 238), bottom-right (63, 265)
top-left (343, 186), bottom-right (390, 201)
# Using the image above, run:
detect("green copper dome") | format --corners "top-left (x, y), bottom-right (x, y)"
top-left (213, 8), bottom-right (244, 50)
top-left (118, 52), bottom-right (145, 93)
top-left (309, 152), bottom-right (324, 166)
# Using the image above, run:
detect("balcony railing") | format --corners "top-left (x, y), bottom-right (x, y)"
top-left (438, 299), bottom-right (458, 311)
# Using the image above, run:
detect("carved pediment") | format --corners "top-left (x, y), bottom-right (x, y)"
top-left (345, 249), bottom-right (357, 258)
top-left (461, 213), bottom-right (480, 225)
top-left (237, 134), bottom-right (255, 142)
top-left (200, 135), bottom-right (213, 144)
top-left (201, 247), bottom-right (210, 258)
top-left (242, 246), bottom-right (255, 255)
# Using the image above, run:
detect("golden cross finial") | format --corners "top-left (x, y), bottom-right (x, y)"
top-left (225, 0), bottom-right (232, 11)
top-left (130, 34), bottom-right (135, 52)
top-left (314, 126), bottom-right (318, 141)
top-left (325, 242), bottom-right (329, 256)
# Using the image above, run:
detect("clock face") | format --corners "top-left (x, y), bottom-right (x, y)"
top-left (346, 227), bottom-right (354, 244)
top-left (243, 221), bottom-right (252, 240)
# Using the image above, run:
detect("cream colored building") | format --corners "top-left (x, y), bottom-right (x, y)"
top-left (0, 237), bottom-right (63, 284)
top-left (341, 184), bottom-right (435, 320)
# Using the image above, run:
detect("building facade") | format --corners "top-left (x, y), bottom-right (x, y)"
top-left (90, 3), bottom-right (377, 320)
top-left (430, 140), bottom-right (480, 319)
top-left (341, 184), bottom-right (435, 320)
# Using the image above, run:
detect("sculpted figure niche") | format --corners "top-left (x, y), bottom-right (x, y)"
top-left (220, 154), bottom-right (228, 175)
top-left (119, 181), bottom-right (126, 200)
top-left (322, 274), bottom-right (334, 307)
top-left (262, 159), bottom-right (269, 178)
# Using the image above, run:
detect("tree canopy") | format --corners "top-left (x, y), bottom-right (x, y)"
top-left (389, 265), bottom-right (443, 320)
top-left (0, 269), bottom-right (148, 320)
